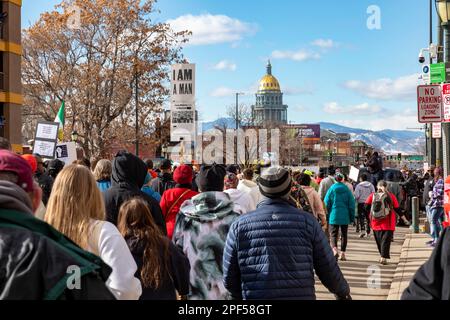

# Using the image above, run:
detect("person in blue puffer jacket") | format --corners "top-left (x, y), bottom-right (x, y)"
top-left (141, 172), bottom-right (161, 202)
top-left (324, 172), bottom-right (356, 262)
top-left (223, 166), bottom-right (351, 300)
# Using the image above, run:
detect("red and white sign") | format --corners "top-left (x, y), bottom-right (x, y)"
top-left (442, 84), bottom-right (450, 122)
top-left (417, 85), bottom-right (442, 123)
top-left (432, 122), bottom-right (442, 138)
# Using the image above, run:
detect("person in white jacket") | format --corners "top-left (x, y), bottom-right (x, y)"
top-left (45, 164), bottom-right (142, 300)
top-left (224, 172), bottom-right (254, 214)
top-left (237, 168), bottom-right (262, 211)
top-left (354, 173), bottom-right (375, 238)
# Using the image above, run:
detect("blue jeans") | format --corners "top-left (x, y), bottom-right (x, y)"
top-left (430, 207), bottom-right (444, 241)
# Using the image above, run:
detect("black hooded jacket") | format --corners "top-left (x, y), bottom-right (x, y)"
top-left (402, 228), bottom-right (450, 300)
top-left (103, 151), bottom-right (166, 235)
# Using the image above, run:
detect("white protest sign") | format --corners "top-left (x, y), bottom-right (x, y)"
top-left (170, 63), bottom-right (196, 142)
top-left (432, 122), bottom-right (442, 138)
top-left (349, 166), bottom-right (360, 182)
top-left (417, 85), bottom-right (442, 123)
top-left (34, 140), bottom-right (56, 158)
top-left (55, 142), bottom-right (77, 165)
top-left (36, 122), bottom-right (59, 140)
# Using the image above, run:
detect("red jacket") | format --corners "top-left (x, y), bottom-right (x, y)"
top-left (160, 188), bottom-right (198, 239)
top-left (365, 192), bottom-right (398, 231)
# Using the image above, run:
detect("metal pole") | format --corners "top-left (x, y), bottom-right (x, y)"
top-left (436, 15), bottom-right (444, 168)
top-left (235, 93), bottom-right (239, 165)
top-left (411, 196), bottom-right (420, 233)
top-left (443, 24), bottom-right (450, 176)
top-left (135, 72), bottom-right (139, 157)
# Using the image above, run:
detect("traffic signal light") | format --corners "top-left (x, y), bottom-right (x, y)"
top-left (397, 153), bottom-right (402, 161)
top-left (328, 152), bottom-right (333, 162)
top-left (354, 153), bottom-right (360, 162)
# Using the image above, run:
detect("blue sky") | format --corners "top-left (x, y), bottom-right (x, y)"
top-left (23, 0), bottom-right (434, 130)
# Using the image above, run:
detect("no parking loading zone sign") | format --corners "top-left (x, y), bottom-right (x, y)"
top-left (417, 84), bottom-right (443, 123)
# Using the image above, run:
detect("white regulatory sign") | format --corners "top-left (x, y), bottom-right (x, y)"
top-left (417, 85), bottom-right (442, 123)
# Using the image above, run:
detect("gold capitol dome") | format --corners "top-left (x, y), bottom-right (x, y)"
top-left (258, 60), bottom-right (281, 92)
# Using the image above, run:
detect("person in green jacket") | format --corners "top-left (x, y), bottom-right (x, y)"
top-left (324, 172), bottom-right (356, 262)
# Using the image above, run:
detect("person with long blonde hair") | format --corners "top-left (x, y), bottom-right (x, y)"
top-left (45, 164), bottom-right (142, 300)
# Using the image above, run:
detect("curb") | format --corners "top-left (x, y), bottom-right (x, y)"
top-left (386, 234), bottom-right (411, 300)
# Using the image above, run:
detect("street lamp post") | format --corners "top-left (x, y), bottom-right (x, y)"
top-left (436, 0), bottom-right (450, 175)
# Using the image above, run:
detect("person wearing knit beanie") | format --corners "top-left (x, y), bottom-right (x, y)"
top-left (195, 164), bottom-right (226, 192)
top-left (173, 165), bottom-right (193, 186)
top-left (257, 166), bottom-right (292, 199)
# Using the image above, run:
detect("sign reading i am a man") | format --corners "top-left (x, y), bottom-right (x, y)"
top-left (171, 64), bottom-right (195, 104)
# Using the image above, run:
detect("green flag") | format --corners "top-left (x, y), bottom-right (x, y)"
top-left (54, 100), bottom-right (65, 141)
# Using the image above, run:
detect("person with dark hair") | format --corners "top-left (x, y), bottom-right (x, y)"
top-left (367, 151), bottom-right (383, 187)
top-left (0, 136), bottom-right (11, 150)
top-left (103, 150), bottom-right (166, 234)
top-left (224, 172), bottom-right (254, 214)
top-left (292, 173), bottom-right (327, 228)
top-left (33, 154), bottom-right (53, 206)
top-left (118, 198), bottom-right (190, 300)
top-left (173, 164), bottom-right (240, 300)
top-left (365, 180), bottom-right (400, 265)
top-left (427, 167), bottom-right (445, 247)
top-left (0, 150), bottom-right (115, 300)
top-left (150, 159), bottom-right (176, 196)
top-left (324, 173), bottom-right (356, 261)
top-left (354, 173), bottom-right (375, 238)
top-left (223, 166), bottom-right (351, 300)
top-left (143, 158), bottom-right (157, 179)
top-left (226, 164), bottom-right (239, 175)
top-left (159, 164), bottom-right (198, 239)
top-left (47, 159), bottom-right (65, 180)
top-left (318, 166), bottom-right (337, 201)
top-left (315, 172), bottom-right (325, 185)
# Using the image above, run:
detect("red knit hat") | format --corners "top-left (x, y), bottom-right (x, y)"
top-left (173, 164), bottom-right (193, 185)
top-left (21, 154), bottom-right (37, 174)
top-left (0, 150), bottom-right (34, 192)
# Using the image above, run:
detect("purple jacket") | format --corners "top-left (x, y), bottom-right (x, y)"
top-left (430, 178), bottom-right (444, 209)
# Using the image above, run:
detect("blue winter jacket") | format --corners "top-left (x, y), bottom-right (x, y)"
top-left (324, 183), bottom-right (355, 226)
top-left (223, 198), bottom-right (350, 300)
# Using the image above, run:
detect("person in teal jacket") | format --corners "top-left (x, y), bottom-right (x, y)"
top-left (324, 172), bottom-right (355, 262)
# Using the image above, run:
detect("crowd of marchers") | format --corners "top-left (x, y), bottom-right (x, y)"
top-left (0, 136), bottom-right (449, 300)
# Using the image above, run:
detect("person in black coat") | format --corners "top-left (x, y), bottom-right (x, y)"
top-left (402, 227), bottom-right (450, 300)
top-left (103, 150), bottom-right (166, 235)
top-left (118, 198), bottom-right (190, 300)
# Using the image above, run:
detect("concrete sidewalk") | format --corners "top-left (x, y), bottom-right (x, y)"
top-left (386, 233), bottom-right (433, 300)
top-left (315, 226), bottom-right (409, 300)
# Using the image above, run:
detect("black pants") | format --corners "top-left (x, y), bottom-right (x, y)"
top-left (329, 225), bottom-right (349, 252)
top-left (357, 203), bottom-right (371, 234)
top-left (374, 230), bottom-right (393, 259)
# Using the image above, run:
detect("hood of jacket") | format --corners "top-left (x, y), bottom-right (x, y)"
top-left (239, 179), bottom-right (258, 189)
top-left (332, 182), bottom-right (351, 196)
top-left (111, 151), bottom-right (147, 189)
top-left (358, 181), bottom-right (373, 189)
top-left (179, 191), bottom-right (235, 222)
top-left (159, 172), bottom-right (174, 183)
top-left (0, 181), bottom-right (33, 216)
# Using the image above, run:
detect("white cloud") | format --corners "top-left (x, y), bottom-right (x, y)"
top-left (210, 86), bottom-right (237, 97)
top-left (311, 39), bottom-right (337, 49)
top-left (271, 49), bottom-right (321, 61)
top-left (324, 102), bottom-right (385, 115)
top-left (212, 60), bottom-right (237, 71)
top-left (343, 74), bottom-right (419, 101)
top-left (167, 14), bottom-right (257, 46)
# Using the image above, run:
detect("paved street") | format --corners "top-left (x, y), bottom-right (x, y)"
top-left (315, 226), bottom-right (413, 300)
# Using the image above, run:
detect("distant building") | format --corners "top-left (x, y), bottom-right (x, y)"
top-left (251, 61), bottom-right (288, 125)
top-left (0, 0), bottom-right (21, 153)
